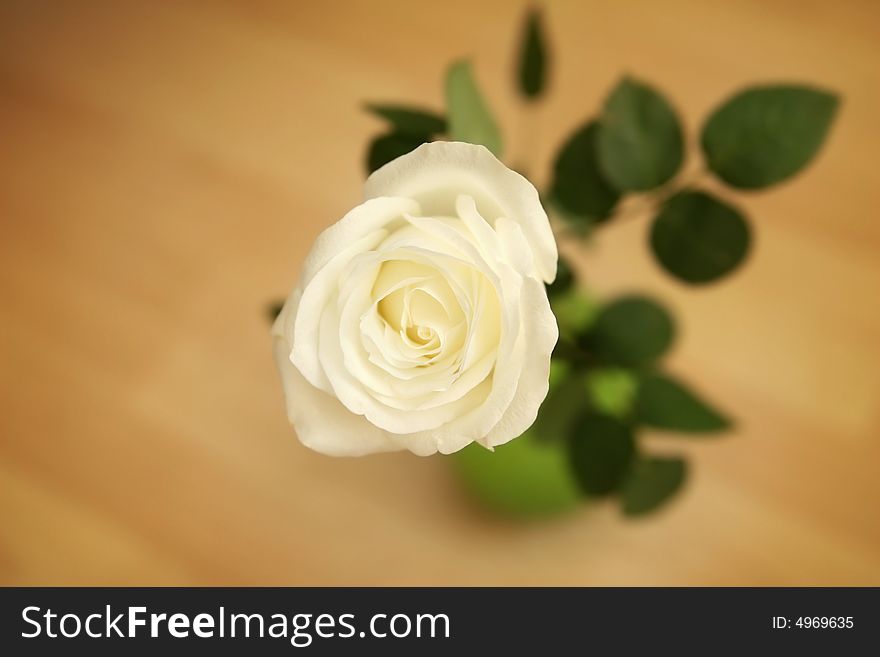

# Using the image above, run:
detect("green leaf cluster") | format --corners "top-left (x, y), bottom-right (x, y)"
top-left (529, 289), bottom-right (731, 516)
top-left (548, 76), bottom-right (837, 285)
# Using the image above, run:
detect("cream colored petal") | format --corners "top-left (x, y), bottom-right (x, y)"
top-left (319, 297), bottom-right (489, 435)
top-left (479, 276), bottom-right (559, 448)
top-left (273, 335), bottom-right (399, 457)
top-left (298, 196), bottom-right (419, 287)
top-left (495, 216), bottom-right (534, 278)
top-left (291, 229), bottom-right (386, 392)
top-left (364, 141), bottom-right (557, 283)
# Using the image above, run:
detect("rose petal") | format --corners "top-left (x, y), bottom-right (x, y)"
top-left (291, 197), bottom-right (418, 390)
top-left (478, 276), bottom-right (558, 448)
top-left (273, 335), bottom-right (398, 457)
top-left (364, 141), bottom-right (558, 283)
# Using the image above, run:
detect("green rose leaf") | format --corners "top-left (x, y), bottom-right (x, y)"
top-left (550, 121), bottom-right (620, 227)
top-left (532, 371), bottom-right (589, 443)
top-left (517, 7), bottom-right (548, 100)
top-left (650, 189), bottom-right (751, 284)
top-left (621, 456), bottom-right (687, 516)
top-left (586, 295), bottom-right (675, 367)
top-left (568, 414), bottom-right (636, 496)
top-left (446, 60), bottom-right (503, 157)
top-left (586, 367), bottom-right (638, 419)
top-left (453, 431), bottom-right (581, 518)
top-left (551, 288), bottom-right (598, 343)
top-left (597, 77), bottom-right (684, 192)
top-left (548, 358), bottom-right (572, 391)
top-left (546, 255), bottom-right (574, 299)
top-left (364, 104), bottom-right (447, 135)
top-left (635, 372), bottom-right (731, 433)
top-left (366, 132), bottom-right (430, 174)
top-left (701, 84), bottom-right (839, 189)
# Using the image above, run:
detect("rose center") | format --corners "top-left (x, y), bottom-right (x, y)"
top-left (370, 259), bottom-right (471, 366)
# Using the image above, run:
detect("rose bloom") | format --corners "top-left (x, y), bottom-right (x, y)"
top-left (273, 141), bottom-right (558, 456)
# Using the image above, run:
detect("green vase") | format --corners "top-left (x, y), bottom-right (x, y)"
top-left (451, 429), bottom-right (581, 519)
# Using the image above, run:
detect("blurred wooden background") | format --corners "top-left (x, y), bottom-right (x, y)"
top-left (1, 0), bottom-right (878, 585)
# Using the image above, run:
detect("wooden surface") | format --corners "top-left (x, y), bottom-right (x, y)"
top-left (1, 0), bottom-right (879, 585)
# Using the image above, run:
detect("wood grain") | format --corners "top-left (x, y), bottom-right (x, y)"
top-left (1, 0), bottom-right (878, 585)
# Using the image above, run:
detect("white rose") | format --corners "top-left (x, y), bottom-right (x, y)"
top-left (272, 141), bottom-right (558, 456)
